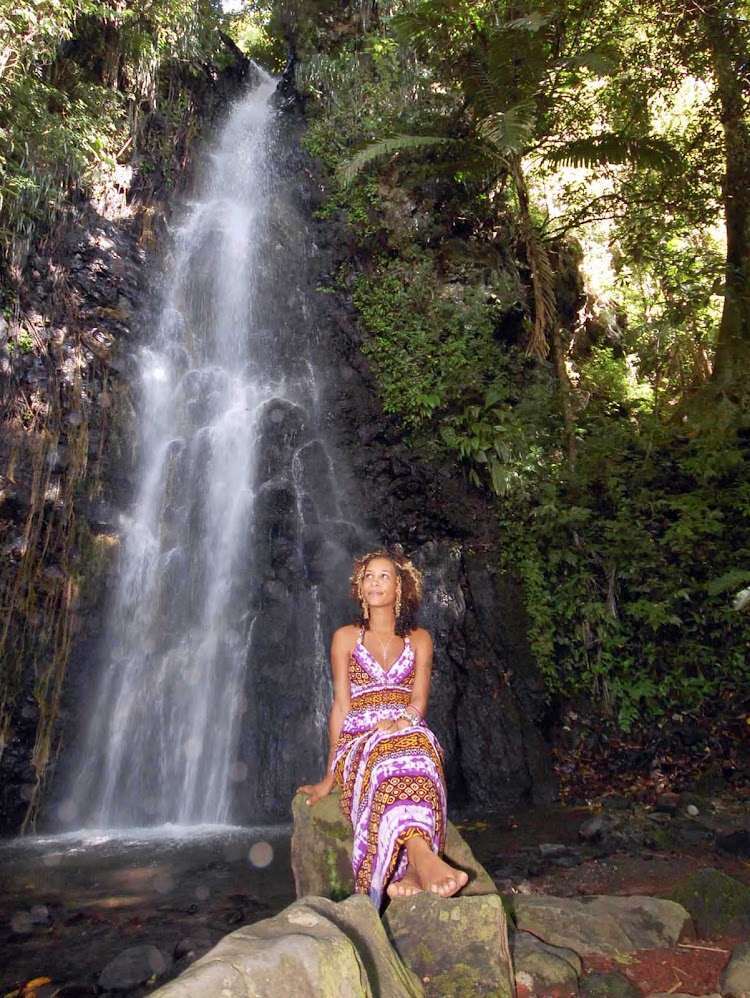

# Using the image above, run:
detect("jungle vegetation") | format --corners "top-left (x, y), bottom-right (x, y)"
top-left (2, 0), bottom-right (749, 734)
top-left (263, 0), bottom-right (750, 731)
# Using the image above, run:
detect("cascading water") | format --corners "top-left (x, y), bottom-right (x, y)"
top-left (67, 72), bottom-right (358, 830)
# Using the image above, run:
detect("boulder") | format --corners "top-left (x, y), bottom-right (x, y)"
top-left (291, 788), bottom-right (497, 900)
top-left (506, 894), bottom-right (693, 958)
top-left (670, 867), bottom-right (750, 937)
top-left (99, 945), bottom-right (170, 991)
top-left (511, 930), bottom-right (580, 997)
top-left (151, 895), bottom-right (424, 998)
top-left (382, 892), bottom-right (515, 998)
top-left (722, 939), bottom-right (750, 998)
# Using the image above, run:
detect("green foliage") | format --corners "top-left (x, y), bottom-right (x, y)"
top-left (0, 0), bottom-right (225, 265)
top-left (495, 394), bottom-right (750, 729)
top-left (294, 1), bottom-right (750, 729)
top-left (352, 256), bottom-right (499, 432)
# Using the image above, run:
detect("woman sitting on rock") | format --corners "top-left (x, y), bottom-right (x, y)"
top-left (298, 549), bottom-right (468, 908)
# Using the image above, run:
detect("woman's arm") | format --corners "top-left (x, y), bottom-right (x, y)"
top-left (297, 626), bottom-right (354, 806)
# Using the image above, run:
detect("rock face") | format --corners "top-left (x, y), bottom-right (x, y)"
top-left (3, 71), bottom-right (555, 833)
top-left (290, 788), bottom-right (497, 901)
top-left (150, 895), bottom-right (424, 998)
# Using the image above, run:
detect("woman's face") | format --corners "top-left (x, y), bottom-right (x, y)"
top-left (361, 557), bottom-right (398, 610)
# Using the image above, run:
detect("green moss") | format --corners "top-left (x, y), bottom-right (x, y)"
top-left (429, 963), bottom-right (507, 998)
top-left (670, 868), bottom-right (750, 936)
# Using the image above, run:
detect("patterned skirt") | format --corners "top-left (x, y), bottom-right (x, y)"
top-left (332, 717), bottom-right (447, 908)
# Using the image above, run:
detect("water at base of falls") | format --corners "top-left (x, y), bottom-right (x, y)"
top-left (64, 72), bottom-right (356, 831)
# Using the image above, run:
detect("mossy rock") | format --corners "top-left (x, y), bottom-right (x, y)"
top-left (670, 867), bottom-right (750, 937)
top-left (383, 893), bottom-right (515, 998)
top-left (291, 788), bottom-right (496, 901)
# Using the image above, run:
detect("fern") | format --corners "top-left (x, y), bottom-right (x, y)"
top-left (546, 133), bottom-right (680, 171)
top-left (339, 134), bottom-right (451, 185)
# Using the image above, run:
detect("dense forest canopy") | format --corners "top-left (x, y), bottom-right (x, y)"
top-left (2, 0), bottom-right (749, 735)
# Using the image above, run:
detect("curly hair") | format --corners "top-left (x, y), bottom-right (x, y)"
top-left (350, 549), bottom-right (423, 637)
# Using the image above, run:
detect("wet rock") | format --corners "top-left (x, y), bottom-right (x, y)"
top-left (716, 827), bottom-right (750, 857)
top-left (151, 895), bottom-right (424, 998)
top-left (383, 892), bottom-right (514, 998)
top-left (297, 438), bottom-right (338, 520)
top-left (722, 939), bottom-right (750, 998)
top-left (578, 813), bottom-right (621, 845)
top-left (538, 842), bottom-right (568, 859)
top-left (255, 397), bottom-right (308, 483)
top-left (290, 787), bottom-right (496, 901)
top-left (510, 930), bottom-right (580, 997)
top-left (580, 972), bottom-right (640, 997)
top-left (98, 944), bottom-right (170, 991)
top-left (173, 933), bottom-right (215, 962)
top-left (654, 793), bottom-right (680, 815)
top-left (670, 867), bottom-right (750, 937)
top-left (507, 894), bottom-right (693, 958)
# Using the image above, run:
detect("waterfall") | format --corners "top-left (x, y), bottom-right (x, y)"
top-left (66, 72), bottom-right (358, 830)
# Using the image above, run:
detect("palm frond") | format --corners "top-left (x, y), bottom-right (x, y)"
top-left (562, 48), bottom-right (619, 77)
top-left (506, 12), bottom-right (549, 33)
top-left (479, 102), bottom-right (536, 156)
top-left (546, 133), bottom-right (680, 171)
top-left (339, 134), bottom-right (452, 186)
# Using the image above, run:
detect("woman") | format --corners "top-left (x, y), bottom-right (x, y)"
top-left (298, 549), bottom-right (468, 908)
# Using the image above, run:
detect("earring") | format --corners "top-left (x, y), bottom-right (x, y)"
top-left (394, 577), bottom-right (402, 619)
top-left (358, 584), bottom-right (369, 620)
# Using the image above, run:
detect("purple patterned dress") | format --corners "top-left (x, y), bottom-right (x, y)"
top-left (331, 631), bottom-right (447, 908)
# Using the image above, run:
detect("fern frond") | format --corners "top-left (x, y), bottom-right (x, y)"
top-left (563, 48), bottom-right (619, 77)
top-left (506, 12), bottom-right (549, 33)
top-left (479, 102), bottom-right (536, 156)
top-left (339, 134), bottom-right (451, 185)
top-left (546, 133), bottom-right (680, 171)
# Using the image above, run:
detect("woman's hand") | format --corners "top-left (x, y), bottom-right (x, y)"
top-left (373, 718), bottom-right (409, 734)
top-left (297, 775), bottom-right (335, 807)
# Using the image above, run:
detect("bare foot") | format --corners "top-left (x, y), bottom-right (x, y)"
top-left (405, 836), bottom-right (469, 897)
top-left (386, 869), bottom-right (422, 899)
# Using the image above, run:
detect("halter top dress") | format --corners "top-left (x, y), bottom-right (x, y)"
top-left (331, 630), bottom-right (446, 907)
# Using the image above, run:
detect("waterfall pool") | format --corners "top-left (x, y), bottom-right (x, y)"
top-left (0, 825), bottom-right (295, 993)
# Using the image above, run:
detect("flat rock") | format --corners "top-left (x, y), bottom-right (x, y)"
top-left (507, 894), bottom-right (693, 958)
top-left (382, 892), bottom-right (514, 998)
top-left (722, 939), bottom-right (750, 998)
top-left (151, 894), bottom-right (423, 998)
top-left (291, 788), bottom-right (496, 900)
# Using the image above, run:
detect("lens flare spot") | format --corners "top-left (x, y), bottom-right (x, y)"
top-left (183, 736), bottom-right (202, 760)
top-left (248, 841), bottom-right (273, 868)
top-left (57, 799), bottom-right (78, 824)
top-left (153, 871), bottom-right (174, 895)
top-left (11, 911), bottom-right (33, 934)
top-left (229, 761), bottom-right (248, 783)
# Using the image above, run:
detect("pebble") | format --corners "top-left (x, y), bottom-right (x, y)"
top-left (686, 804), bottom-right (699, 816)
